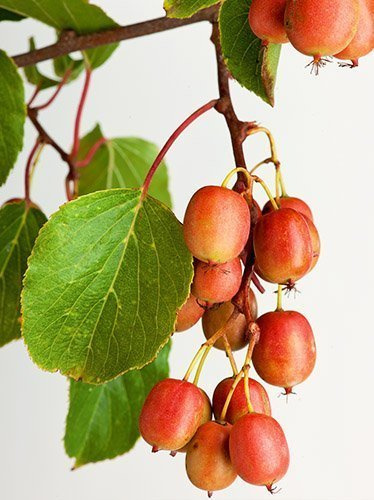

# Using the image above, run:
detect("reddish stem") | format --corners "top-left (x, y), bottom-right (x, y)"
top-left (65, 176), bottom-right (73, 202)
top-left (142, 99), bottom-right (218, 196)
top-left (24, 138), bottom-right (41, 203)
top-left (27, 84), bottom-right (41, 107)
top-left (33, 69), bottom-right (72, 111)
top-left (27, 107), bottom-right (77, 202)
top-left (71, 67), bottom-right (92, 159)
top-left (76, 137), bottom-right (107, 167)
top-left (252, 273), bottom-right (265, 294)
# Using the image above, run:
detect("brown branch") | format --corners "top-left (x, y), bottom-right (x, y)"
top-left (27, 107), bottom-right (75, 175)
top-left (12, 6), bottom-right (219, 68)
top-left (210, 21), bottom-right (254, 190)
top-left (20, 10), bottom-right (253, 206)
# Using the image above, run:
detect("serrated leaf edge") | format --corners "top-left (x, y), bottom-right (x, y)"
top-left (21, 188), bottom-right (193, 384)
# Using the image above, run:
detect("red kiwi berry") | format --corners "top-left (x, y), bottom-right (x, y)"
top-left (186, 421), bottom-right (237, 496)
top-left (175, 294), bottom-right (204, 332)
top-left (253, 208), bottom-right (313, 285)
top-left (213, 377), bottom-right (271, 423)
top-left (262, 195), bottom-right (313, 221)
top-left (202, 290), bottom-right (257, 351)
top-left (191, 258), bottom-right (242, 305)
top-left (335, 0), bottom-right (374, 66)
top-left (284, 0), bottom-right (360, 71)
top-left (183, 186), bottom-right (250, 264)
top-left (229, 413), bottom-right (290, 489)
top-left (139, 379), bottom-right (206, 452)
top-left (253, 310), bottom-right (317, 393)
top-left (249, 0), bottom-right (288, 45)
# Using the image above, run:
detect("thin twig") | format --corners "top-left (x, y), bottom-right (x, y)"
top-left (27, 107), bottom-right (76, 184)
top-left (211, 21), bottom-right (253, 188)
top-left (33, 69), bottom-right (72, 111)
top-left (27, 84), bottom-right (41, 107)
top-left (12, 7), bottom-right (219, 68)
top-left (71, 67), bottom-right (92, 159)
top-left (223, 334), bottom-right (239, 376)
top-left (142, 99), bottom-right (218, 196)
top-left (76, 137), bottom-right (107, 168)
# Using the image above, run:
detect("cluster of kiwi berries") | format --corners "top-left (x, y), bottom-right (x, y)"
top-left (139, 127), bottom-right (320, 496)
top-left (249, 0), bottom-right (374, 69)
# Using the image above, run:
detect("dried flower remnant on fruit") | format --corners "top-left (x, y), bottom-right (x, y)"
top-left (192, 258), bottom-right (243, 304)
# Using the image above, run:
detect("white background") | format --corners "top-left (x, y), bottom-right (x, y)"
top-left (1, 2), bottom-right (373, 500)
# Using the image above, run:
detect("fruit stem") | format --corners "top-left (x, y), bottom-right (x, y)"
top-left (221, 167), bottom-right (252, 189)
top-left (219, 322), bottom-right (260, 421)
top-left (220, 369), bottom-right (243, 421)
top-left (193, 345), bottom-right (212, 385)
top-left (244, 322), bottom-right (260, 367)
top-left (27, 84), bottom-right (41, 107)
top-left (276, 284), bottom-right (283, 311)
top-left (183, 309), bottom-right (240, 382)
top-left (278, 169), bottom-right (288, 197)
top-left (24, 138), bottom-right (42, 203)
top-left (76, 137), bottom-right (108, 167)
top-left (33, 68), bottom-right (72, 111)
top-left (183, 345), bottom-right (207, 382)
top-left (249, 157), bottom-right (273, 175)
top-left (243, 365), bottom-right (254, 413)
top-left (247, 126), bottom-right (279, 164)
top-left (252, 175), bottom-right (279, 210)
top-left (275, 165), bottom-right (281, 204)
top-left (223, 334), bottom-right (239, 376)
top-left (71, 65), bottom-right (92, 160)
top-left (252, 273), bottom-right (265, 294)
top-left (142, 99), bottom-right (218, 198)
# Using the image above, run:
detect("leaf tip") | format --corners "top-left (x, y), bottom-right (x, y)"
top-left (71, 461), bottom-right (83, 471)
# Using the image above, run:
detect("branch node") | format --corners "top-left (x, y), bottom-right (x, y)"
top-left (59, 30), bottom-right (78, 43)
top-left (214, 96), bottom-right (230, 115)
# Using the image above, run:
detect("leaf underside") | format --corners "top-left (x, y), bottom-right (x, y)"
top-left (0, 201), bottom-right (46, 347)
top-left (65, 342), bottom-right (170, 467)
top-left (0, 50), bottom-right (25, 186)
top-left (22, 189), bottom-right (193, 384)
top-left (219, 0), bottom-right (281, 106)
top-left (164, 0), bottom-right (219, 18)
top-left (0, 8), bottom-right (24, 21)
top-left (78, 124), bottom-right (172, 208)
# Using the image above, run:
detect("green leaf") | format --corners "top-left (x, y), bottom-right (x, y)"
top-left (23, 38), bottom-right (60, 90)
top-left (0, 8), bottom-right (24, 21)
top-left (23, 38), bottom-right (85, 91)
top-left (164, 0), bottom-right (219, 18)
top-left (219, 0), bottom-right (281, 106)
top-left (0, 0), bottom-right (119, 69)
top-left (22, 189), bottom-right (193, 384)
top-left (0, 50), bottom-right (26, 185)
top-left (65, 342), bottom-right (170, 467)
top-left (78, 125), bottom-right (172, 208)
top-left (0, 200), bottom-right (46, 347)
top-left (53, 54), bottom-right (84, 81)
